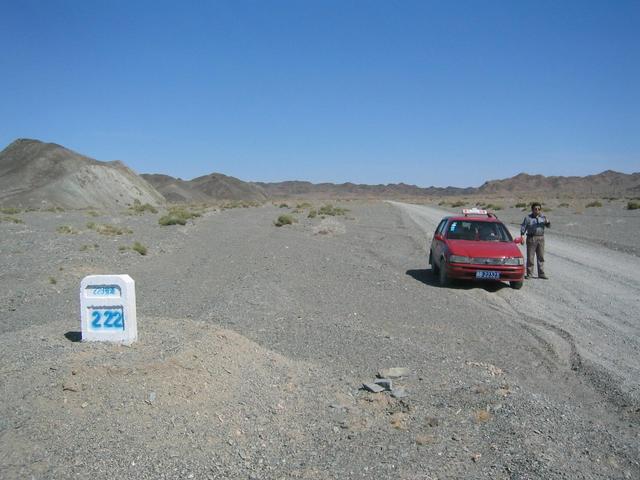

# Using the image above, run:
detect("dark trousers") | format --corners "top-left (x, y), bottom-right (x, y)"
top-left (526, 235), bottom-right (545, 276)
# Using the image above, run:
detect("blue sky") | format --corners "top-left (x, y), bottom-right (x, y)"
top-left (1, 0), bottom-right (638, 187)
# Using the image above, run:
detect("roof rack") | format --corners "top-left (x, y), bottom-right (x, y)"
top-left (462, 208), bottom-right (497, 218)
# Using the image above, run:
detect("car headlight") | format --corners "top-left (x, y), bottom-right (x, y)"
top-left (504, 257), bottom-right (524, 265)
top-left (449, 255), bottom-right (472, 264)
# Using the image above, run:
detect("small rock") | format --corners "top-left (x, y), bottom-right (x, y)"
top-left (391, 388), bottom-right (408, 399)
top-left (472, 453), bottom-right (482, 463)
top-left (362, 382), bottom-right (385, 393)
top-left (62, 381), bottom-right (80, 392)
top-left (378, 367), bottom-right (410, 379)
top-left (146, 391), bottom-right (156, 405)
top-left (81, 402), bottom-right (88, 408)
top-left (374, 378), bottom-right (393, 391)
top-left (426, 417), bottom-right (440, 427)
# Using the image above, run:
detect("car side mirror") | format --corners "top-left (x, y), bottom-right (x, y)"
top-left (515, 236), bottom-right (524, 245)
top-left (434, 233), bottom-right (444, 241)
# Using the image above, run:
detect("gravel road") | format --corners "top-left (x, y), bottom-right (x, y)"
top-left (1, 201), bottom-right (638, 479)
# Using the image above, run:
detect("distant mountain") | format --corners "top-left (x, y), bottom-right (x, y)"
top-left (0, 139), bottom-right (165, 209)
top-left (252, 180), bottom-right (474, 198)
top-left (478, 170), bottom-right (640, 196)
top-left (141, 173), bottom-right (267, 203)
top-left (2, 139), bottom-right (638, 207)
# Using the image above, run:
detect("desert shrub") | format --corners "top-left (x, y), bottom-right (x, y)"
top-left (274, 214), bottom-right (295, 226)
top-left (129, 199), bottom-right (158, 214)
top-left (118, 245), bottom-right (128, 251)
top-left (44, 206), bottom-right (65, 212)
top-left (87, 222), bottom-right (132, 235)
top-left (2, 215), bottom-right (23, 224)
top-left (514, 202), bottom-right (527, 208)
top-left (308, 209), bottom-right (317, 218)
top-left (586, 201), bottom-right (603, 208)
top-left (0, 207), bottom-right (21, 214)
top-left (318, 204), bottom-right (349, 216)
top-left (158, 207), bottom-right (201, 226)
top-left (56, 225), bottom-right (77, 234)
top-left (451, 200), bottom-right (466, 208)
top-left (438, 201), bottom-right (448, 206)
top-left (80, 244), bottom-right (99, 252)
top-left (296, 202), bottom-right (313, 209)
top-left (132, 241), bottom-right (148, 255)
top-left (558, 202), bottom-right (570, 208)
top-left (279, 203), bottom-right (289, 209)
top-left (87, 210), bottom-right (100, 217)
top-left (48, 277), bottom-right (57, 284)
top-left (482, 203), bottom-right (503, 211)
top-left (627, 200), bottom-right (640, 210)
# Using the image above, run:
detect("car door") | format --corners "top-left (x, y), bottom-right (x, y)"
top-left (431, 219), bottom-right (448, 266)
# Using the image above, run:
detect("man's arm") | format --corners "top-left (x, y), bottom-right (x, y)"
top-left (520, 216), bottom-right (528, 235)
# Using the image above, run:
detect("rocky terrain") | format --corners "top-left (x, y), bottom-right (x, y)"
top-left (1, 200), bottom-right (638, 479)
top-left (0, 139), bottom-right (165, 209)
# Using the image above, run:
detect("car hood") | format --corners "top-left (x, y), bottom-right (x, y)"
top-left (447, 240), bottom-right (523, 258)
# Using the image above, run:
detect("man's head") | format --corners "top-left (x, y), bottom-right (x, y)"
top-left (531, 202), bottom-right (542, 215)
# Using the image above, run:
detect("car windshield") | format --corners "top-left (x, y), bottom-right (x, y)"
top-left (445, 220), bottom-right (513, 242)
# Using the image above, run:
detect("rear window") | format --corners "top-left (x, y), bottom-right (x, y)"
top-left (446, 220), bottom-right (513, 242)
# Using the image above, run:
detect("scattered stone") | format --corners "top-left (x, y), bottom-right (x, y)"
top-left (362, 382), bottom-right (385, 393)
top-left (377, 367), bottom-right (410, 379)
top-left (374, 378), bottom-right (393, 391)
top-left (472, 453), bottom-right (482, 463)
top-left (426, 417), bottom-right (440, 428)
top-left (391, 388), bottom-right (408, 399)
top-left (62, 381), bottom-right (80, 392)
top-left (81, 402), bottom-right (88, 408)
top-left (416, 434), bottom-right (435, 446)
top-left (474, 410), bottom-right (492, 423)
top-left (146, 391), bottom-right (157, 405)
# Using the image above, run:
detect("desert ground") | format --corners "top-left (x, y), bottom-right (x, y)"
top-left (1, 199), bottom-right (639, 479)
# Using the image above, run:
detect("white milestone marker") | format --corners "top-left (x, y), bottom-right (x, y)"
top-left (80, 275), bottom-right (137, 344)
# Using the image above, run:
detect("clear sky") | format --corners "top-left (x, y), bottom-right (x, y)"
top-left (1, 0), bottom-right (638, 187)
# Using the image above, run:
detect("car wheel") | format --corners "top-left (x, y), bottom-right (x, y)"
top-left (430, 251), bottom-right (439, 274)
top-left (438, 258), bottom-right (449, 287)
top-left (510, 280), bottom-right (523, 290)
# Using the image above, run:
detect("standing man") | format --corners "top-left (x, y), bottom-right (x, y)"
top-left (520, 202), bottom-right (551, 279)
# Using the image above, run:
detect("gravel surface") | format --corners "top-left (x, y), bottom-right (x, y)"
top-left (1, 201), bottom-right (639, 479)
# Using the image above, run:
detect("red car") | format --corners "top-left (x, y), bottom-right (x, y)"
top-left (429, 208), bottom-right (525, 289)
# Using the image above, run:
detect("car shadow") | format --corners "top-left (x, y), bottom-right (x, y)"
top-left (405, 269), bottom-right (509, 292)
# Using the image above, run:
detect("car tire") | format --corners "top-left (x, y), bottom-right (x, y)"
top-left (430, 251), bottom-right (439, 274)
top-left (510, 280), bottom-right (523, 290)
top-left (438, 258), bottom-right (449, 287)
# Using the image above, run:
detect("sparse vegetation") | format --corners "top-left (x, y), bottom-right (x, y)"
top-left (308, 209), bottom-right (317, 218)
top-left (451, 200), bottom-right (466, 208)
top-left (558, 202), bottom-right (570, 208)
top-left (44, 206), bottom-right (65, 213)
top-left (296, 202), bottom-right (313, 210)
top-left (56, 225), bottom-right (77, 234)
top-left (158, 206), bottom-right (201, 226)
top-left (48, 277), bottom-right (57, 285)
top-left (132, 241), bottom-right (148, 255)
top-left (87, 222), bottom-right (133, 235)
top-left (118, 245), bottom-right (128, 251)
top-left (129, 199), bottom-right (158, 214)
top-left (586, 201), bottom-right (603, 208)
top-left (274, 214), bottom-right (295, 226)
top-left (481, 203), bottom-right (503, 211)
top-left (318, 204), bottom-right (349, 216)
top-left (279, 203), bottom-right (289, 209)
top-left (220, 200), bottom-right (260, 209)
top-left (514, 202), bottom-right (527, 208)
top-left (87, 210), bottom-right (100, 217)
top-left (627, 200), bottom-right (640, 210)
top-left (0, 207), bottom-right (21, 214)
top-left (2, 215), bottom-right (23, 224)
top-left (80, 244), bottom-right (100, 252)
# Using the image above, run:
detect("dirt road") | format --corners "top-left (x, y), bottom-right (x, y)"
top-left (391, 201), bottom-right (640, 407)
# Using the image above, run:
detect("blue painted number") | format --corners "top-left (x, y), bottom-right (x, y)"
top-left (90, 309), bottom-right (124, 330)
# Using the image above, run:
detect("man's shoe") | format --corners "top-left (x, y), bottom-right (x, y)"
top-left (538, 274), bottom-right (548, 279)
top-left (524, 274), bottom-right (531, 279)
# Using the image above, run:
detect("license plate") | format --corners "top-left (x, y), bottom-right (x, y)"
top-left (476, 271), bottom-right (500, 280)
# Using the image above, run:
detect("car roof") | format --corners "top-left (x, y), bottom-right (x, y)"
top-left (443, 215), bottom-right (503, 223)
